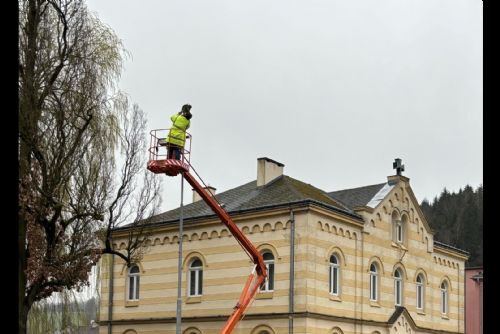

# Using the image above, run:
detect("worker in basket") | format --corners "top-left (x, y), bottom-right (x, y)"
top-left (166, 104), bottom-right (192, 160)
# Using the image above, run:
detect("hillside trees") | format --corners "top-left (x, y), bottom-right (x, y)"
top-left (420, 184), bottom-right (483, 267)
top-left (18, 0), bottom-right (161, 333)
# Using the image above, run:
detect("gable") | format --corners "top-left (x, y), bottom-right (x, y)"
top-left (388, 307), bottom-right (417, 334)
top-left (370, 176), bottom-right (434, 236)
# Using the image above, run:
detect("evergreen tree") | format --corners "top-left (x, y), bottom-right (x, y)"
top-left (420, 184), bottom-right (483, 267)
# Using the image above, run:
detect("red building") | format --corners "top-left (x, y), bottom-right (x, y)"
top-left (465, 267), bottom-right (483, 334)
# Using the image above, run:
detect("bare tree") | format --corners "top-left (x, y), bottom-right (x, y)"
top-left (102, 101), bottom-right (161, 264)
top-left (18, 1), bottom-right (161, 333)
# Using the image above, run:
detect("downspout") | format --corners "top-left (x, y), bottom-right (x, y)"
top-left (107, 247), bottom-right (114, 334)
top-left (288, 208), bottom-right (295, 334)
top-left (360, 231), bottom-right (364, 334)
top-left (353, 231), bottom-right (358, 334)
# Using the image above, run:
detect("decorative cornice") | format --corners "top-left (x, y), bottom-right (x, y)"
top-left (98, 311), bottom-right (464, 334)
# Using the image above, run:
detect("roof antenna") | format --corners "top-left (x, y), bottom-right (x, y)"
top-left (393, 158), bottom-right (405, 176)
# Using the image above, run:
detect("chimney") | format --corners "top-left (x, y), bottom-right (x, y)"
top-left (257, 157), bottom-right (284, 186)
top-left (193, 186), bottom-right (216, 203)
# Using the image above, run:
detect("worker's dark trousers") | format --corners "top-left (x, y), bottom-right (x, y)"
top-left (167, 144), bottom-right (181, 160)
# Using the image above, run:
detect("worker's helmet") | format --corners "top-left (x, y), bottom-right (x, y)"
top-left (182, 104), bottom-right (192, 119)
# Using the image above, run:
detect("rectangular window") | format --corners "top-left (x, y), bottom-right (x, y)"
top-left (128, 276), bottom-right (139, 300)
top-left (188, 268), bottom-right (202, 296)
top-left (190, 270), bottom-right (196, 296)
top-left (268, 262), bottom-right (274, 290)
top-left (397, 222), bottom-right (403, 243)
top-left (261, 262), bottom-right (274, 291)
top-left (135, 276), bottom-right (140, 299)
top-left (329, 266), bottom-right (332, 293)
top-left (198, 270), bottom-right (203, 295)
top-left (417, 285), bottom-right (423, 309)
top-left (395, 280), bottom-right (402, 305)
top-left (370, 274), bottom-right (377, 301)
top-left (332, 267), bottom-right (338, 295)
top-left (128, 276), bottom-right (135, 300)
top-left (441, 291), bottom-right (447, 314)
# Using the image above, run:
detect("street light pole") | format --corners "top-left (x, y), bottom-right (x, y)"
top-left (176, 174), bottom-right (185, 334)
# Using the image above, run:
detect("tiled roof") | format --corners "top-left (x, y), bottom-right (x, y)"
top-left (116, 171), bottom-right (470, 259)
top-left (328, 183), bottom-right (386, 209)
top-left (127, 175), bottom-right (360, 228)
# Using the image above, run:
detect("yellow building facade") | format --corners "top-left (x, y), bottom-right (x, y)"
top-left (99, 158), bottom-right (468, 334)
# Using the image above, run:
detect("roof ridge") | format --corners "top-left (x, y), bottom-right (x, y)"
top-left (329, 182), bottom-right (386, 194)
top-left (283, 175), bottom-right (352, 212)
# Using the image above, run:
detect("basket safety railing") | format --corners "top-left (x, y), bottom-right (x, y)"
top-left (148, 128), bottom-right (192, 166)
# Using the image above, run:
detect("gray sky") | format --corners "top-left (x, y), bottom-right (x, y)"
top-left (86, 0), bottom-right (482, 212)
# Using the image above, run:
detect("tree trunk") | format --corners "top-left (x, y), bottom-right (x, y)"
top-left (19, 297), bottom-right (28, 334)
top-left (19, 1), bottom-right (41, 331)
top-left (19, 217), bottom-right (27, 334)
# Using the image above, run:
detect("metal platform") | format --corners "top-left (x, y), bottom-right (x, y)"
top-left (147, 159), bottom-right (189, 176)
top-left (147, 128), bottom-right (191, 176)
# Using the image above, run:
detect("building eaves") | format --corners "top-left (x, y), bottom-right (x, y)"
top-left (434, 240), bottom-right (470, 256)
top-left (113, 198), bottom-right (363, 232)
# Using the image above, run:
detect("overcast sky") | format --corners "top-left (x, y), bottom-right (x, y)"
top-left (86, 0), bottom-right (482, 212)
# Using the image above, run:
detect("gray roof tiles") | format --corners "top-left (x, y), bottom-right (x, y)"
top-left (328, 183), bottom-right (386, 209)
top-left (143, 175), bottom-right (356, 226)
top-left (117, 173), bottom-right (467, 256)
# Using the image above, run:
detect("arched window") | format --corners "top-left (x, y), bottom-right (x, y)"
top-left (260, 251), bottom-right (274, 291)
top-left (329, 255), bottom-right (340, 295)
top-left (394, 269), bottom-right (403, 306)
top-left (189, 258), bottom-right (203, 296)
top-left (416, 274), bottom-right (424, 310)
top-left (369, 263), bottom-right (378, 301)
top-left (183, 327), bottom-right (202, 334)
top-left (392, 211), bottom-right (405, 245)
top-left (127, 265), bottom-right (140, 301)
top-left (251, 325), bottom-right (275, 334)
top-left (441, 281), bottom-right (449, 314)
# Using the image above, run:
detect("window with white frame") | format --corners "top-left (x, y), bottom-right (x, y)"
top-left (396, 221), bottom-right (403, 243)
top-left (394, 269), bottom-right (403, 306)
top-left (441, 281), bottom-right (449, 314)
top-left (329, 255), bottom-right (340, 295)
top-left (416, 274), bottom-right (424, 310)
top-left (260, 251), bottom-right (274, 291)
top-left (189, 258), bottom-right (203, 296)
top-left (127, 265), bottom-right (140, 301)
top-left (369, 263), bottom-right (378, 301)
top-left (392, 211), bottom-right (406, 245)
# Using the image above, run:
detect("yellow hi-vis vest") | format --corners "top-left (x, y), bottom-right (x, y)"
top-left (166, 113), bottom-right (190, 147)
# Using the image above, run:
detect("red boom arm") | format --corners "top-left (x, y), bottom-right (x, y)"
top-left (182, 171), bottom-right (267, 333)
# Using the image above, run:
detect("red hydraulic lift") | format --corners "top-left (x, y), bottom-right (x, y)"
top-left (147, 129), bottom-right (267, 334)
